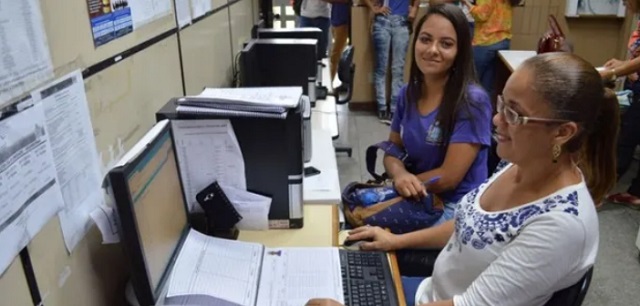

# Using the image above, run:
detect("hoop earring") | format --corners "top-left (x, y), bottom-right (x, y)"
top-left (552, 144), bottom-right (561, 163)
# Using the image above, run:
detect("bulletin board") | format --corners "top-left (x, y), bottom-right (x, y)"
top-left (0, 257), bottom-right (33, 306)
top-left (229, 0), bottom-right (256, 56)
top-left (28, 35), bottom-right (183, 306)
top-left (0, 0), bottom-right (258, 304)
top-left (180, 8), bottom-right (233, 94)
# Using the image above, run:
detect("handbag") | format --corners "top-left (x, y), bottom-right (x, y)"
top-left (537, 14), bottom-right (568, 54)
top-left (341, 141), bottom-right (444, 234)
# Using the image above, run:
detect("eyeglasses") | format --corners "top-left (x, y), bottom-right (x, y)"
top-left (497, 95), bottom-right (570, 126)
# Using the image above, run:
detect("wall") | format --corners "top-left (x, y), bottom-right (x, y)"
top-left (350, 0), bottom-right (634, 108)
top-left (511, 0), bottom-right (631, 65)
top-left (0, 0), bottom-right (257, 305)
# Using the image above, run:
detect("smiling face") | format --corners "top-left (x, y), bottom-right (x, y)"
top-left (414, 14), bottom-right (458, 78)
top-left (493, 67), bottom-right (578, 165)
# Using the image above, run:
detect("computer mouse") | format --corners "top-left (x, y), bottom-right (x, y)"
top-left (343, 237), bottom-right (374, 250)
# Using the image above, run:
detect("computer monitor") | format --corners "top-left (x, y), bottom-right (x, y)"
top-left (257, 27), bottom-right (322, 42)
top-left (240, 38), bottom-right (317, 94)
top-left (108, 121), bottom-right (189, 306)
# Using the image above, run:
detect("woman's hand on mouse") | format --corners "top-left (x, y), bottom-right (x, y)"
top-left (347, 226), bottom-right (399, 251)
top-left (305, 299), bottom-right (343, 306)
top-left (393, 172), bottom-right (427, 200)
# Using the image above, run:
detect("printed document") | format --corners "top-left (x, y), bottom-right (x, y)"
top-left (31, 70), bottom-right (104, 252)
top-left (167, 229), bottom-right (262, 306)
top-left (190, 0), bottom-right (212, 19)
top-left (220, 184), bottom-right (271, 231)
top-left (175, 0), bottom-right (192, 28)
top-left (129, 0), bottom-right (172, 29)
top-left (0, 0), bottom-right (53, 106)
top-left (257, 248), bottom-right (344, 306)
top-left (172, 120), bottom-right (246, 212)
top-left (0, 103), bottom-right (64, 275)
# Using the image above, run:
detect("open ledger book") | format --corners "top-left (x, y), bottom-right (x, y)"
top-left (166, 229), bottom-right (344, 306)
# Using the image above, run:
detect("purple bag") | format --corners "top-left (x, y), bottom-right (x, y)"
top-left (341, 141), bottom-right (444, 234)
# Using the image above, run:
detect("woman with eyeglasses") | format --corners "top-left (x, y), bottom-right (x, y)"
top-left (331, 52), bottom-right (619, 306)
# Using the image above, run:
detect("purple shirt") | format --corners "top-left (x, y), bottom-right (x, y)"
top-left (390, 84), bottom-right (492, 204)
top-left (387, 0), bottom-right (409, 17)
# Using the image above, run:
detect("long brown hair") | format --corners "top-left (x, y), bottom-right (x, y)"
top-left (521, 53), bottom-right (619, 203)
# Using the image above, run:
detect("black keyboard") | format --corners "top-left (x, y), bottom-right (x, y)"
top-left (339, 250), bottom-right (399, 306)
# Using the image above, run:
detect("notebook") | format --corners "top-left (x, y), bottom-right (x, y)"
top-left (165, 229), bottom-right (344, 306)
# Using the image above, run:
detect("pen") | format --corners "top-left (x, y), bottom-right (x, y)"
top-left (424, 176), bottom-right (441, 186)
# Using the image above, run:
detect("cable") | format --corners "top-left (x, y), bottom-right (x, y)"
top-left (231, 51), bottom-right (242, 87)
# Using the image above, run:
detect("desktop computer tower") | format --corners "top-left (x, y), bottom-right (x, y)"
top-left (240, 38), bottom-right (318, 104)
top-left (156, 98), bottom-right (305, 229)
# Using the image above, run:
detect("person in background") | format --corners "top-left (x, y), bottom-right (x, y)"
top-left (300, 0), bottom-right (331, 60)
top-left (461, 0), bottom-right (515, 97)
top-left (327, 0), bottom-right (351, 84)
top-left (364, 0), bottom-right (420, 123)
top-left (338, 52), bottom-right (618, 306)
top-left (384, 4), bottom-right (491, 229)
top-left (599, 0), bottom-right (640, 209)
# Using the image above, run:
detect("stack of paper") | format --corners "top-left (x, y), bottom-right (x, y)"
top-left (175, 87), bottom-right (302, 119)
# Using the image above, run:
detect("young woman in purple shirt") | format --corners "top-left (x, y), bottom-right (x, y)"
top-left (385, 3), bottom-right (492, 222)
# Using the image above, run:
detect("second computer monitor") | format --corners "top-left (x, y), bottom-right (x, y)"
top-left (240, 38), bottom-right (317, 94)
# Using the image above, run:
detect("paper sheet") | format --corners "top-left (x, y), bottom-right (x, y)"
top-left (172, 120), bottom-right (246, 212)
top-left (30, 70), bottom-right (104, 252)
top-left (175, 0), bottom-right (192, 28)
top-left (0, 0), bottom-right (54, 106)
top-left (190, 0), bottom-right (212, 19)
top-left (0, 102), bottom-right (64, 275)
top-left (129, 0), bottom-right (172, 29)
top-left (89, 203), bottom-right (120, 244)
top-left (167, 229), bottom-right (262, 306)
top-left (256, 248), bottom-right (344, 306)
top-left (220, 184), bottom-right (271, 231)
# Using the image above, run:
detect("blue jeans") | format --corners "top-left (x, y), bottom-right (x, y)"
top-left (402, 276), bottom-right (424, 306)
top-left (372, 15), bottom-right (409, 113)
top-left (473, 39), bottom-right (510, 97)
top-left (299, 16), bottom-right (330, 59)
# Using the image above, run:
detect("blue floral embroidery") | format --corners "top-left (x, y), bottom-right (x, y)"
top-left (450, 190), bottom-right (581, 251)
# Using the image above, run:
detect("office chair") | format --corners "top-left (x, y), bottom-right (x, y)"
top-left (396, 249), bottom-right (594, 306)
top-left (334, 45), bottom-right (355, 157)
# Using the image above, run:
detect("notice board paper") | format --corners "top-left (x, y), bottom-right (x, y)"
top-left (0, 0), bottom-right (54, 106)
top-left (31, 70), bottom-right (104, 252)
top-left (85, 0), bottom-right (134, 47)
top-left (0, 102), bottom-right (64, 275)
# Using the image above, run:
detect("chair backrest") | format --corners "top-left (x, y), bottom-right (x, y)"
top-left (544, 267), bottom-right (594, 306)
top-left (336, 46), bottom-right (355, 105)
top-left (337, 45), bottom-right (354, 85)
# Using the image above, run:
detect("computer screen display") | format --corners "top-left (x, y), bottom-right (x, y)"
top-left (126, 130), bottom-right (187, 293)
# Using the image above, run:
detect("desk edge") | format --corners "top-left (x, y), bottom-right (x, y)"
top-left (388, 251), bottom-right (407, 306)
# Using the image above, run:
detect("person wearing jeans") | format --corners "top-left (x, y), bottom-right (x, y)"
top-left (300, 0), bottom-right (331, 59)
top-left (364, 0), bottom-right (419, 122)
top-left (461, 0), bottom-right (513, 96)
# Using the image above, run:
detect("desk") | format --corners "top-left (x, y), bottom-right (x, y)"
top-left (304, 128), bottom-right (342, 205)
top-left (498, 50), bottom-right (537, 73)
top-left (239, 207), bottom-right (407, 306)
top-left (312, 95), bottom-right (339, 139)
top-left (239, 205), bottom-right (340, 247)
top-left (495, 50), bottom-right (537, 104)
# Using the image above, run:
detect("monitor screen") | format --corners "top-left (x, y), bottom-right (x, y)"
top-left (126, 130), bottom-right (187, 293)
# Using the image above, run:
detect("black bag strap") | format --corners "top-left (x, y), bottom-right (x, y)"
top-left (366, 141), bottom-right (408, 182)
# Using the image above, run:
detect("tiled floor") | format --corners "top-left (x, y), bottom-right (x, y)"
top-left (332, 105), bottom-right (640, 305)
